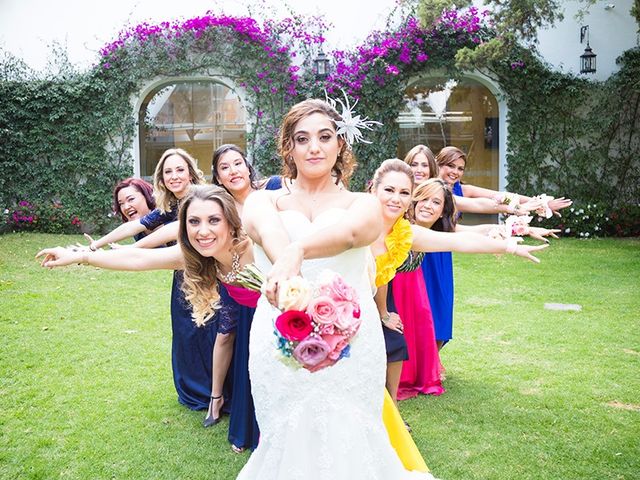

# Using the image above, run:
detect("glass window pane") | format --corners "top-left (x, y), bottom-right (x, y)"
top-left (397, 77), bottom-right (499, 191)
top-left (139, 81), bottom-right (247, 179)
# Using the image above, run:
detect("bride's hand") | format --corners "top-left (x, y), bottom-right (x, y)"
top-left (264, 242), bottom-right (303, 307)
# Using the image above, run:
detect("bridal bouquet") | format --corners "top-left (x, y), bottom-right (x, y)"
top-left (237, 265), bottom-right (362, 372)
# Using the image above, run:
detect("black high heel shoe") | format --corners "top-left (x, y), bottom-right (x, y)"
top-left (203, 395), bottom-right (223, 427)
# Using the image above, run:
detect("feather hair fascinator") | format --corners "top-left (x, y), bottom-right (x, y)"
top-left (325, 90), bottom-right (382, 146)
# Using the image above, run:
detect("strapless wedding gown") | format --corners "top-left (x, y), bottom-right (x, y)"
top-left (236, 209), bottom-right (436, 480)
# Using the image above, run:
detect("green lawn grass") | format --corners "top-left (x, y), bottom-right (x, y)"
top-left (1, 233), bottom-right (639, 479)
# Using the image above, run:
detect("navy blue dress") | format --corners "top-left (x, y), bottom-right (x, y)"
top-left (222, 176), bottom-right (282, 449)
top-left (140, 207), bottom-right (216, 410)
top-left (218, 285), bottom-right (260, 450)
top-left (420, 181), bottom-right (462, 345)
top-left (382, 281), bottom-right (409, 362)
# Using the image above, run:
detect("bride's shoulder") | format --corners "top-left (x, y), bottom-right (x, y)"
top-left (345, 191), bottom-right (381, 211)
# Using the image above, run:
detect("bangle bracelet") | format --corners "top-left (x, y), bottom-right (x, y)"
top-left (380, 313), bottom-right (390, 325)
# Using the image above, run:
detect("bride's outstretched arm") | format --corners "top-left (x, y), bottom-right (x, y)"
top-left (294, 194), bottom-right (382, 257)
top-left (242, 190), bottom-right (291, 263)
top-left (36, 244), bottom-right (184, 270)
top-left (244, 191), bottom-right (383, 306)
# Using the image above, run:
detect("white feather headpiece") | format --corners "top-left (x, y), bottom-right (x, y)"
top-left (325, 90), bottom-right (382, 146)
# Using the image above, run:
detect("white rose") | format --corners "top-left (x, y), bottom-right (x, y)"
top-left (278, 276), bottom-right (312, 311)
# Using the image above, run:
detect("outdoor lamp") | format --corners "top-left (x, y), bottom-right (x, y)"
top-left (313, 50), bottom-right (330, 80)
top-left (579, 25), bottom-right (597, 74)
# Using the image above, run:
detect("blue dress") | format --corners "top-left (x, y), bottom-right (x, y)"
top-left (140, 207), bottom-right (216, 410)
top-left (218, 285), bottom-right (260, 450)
top-left (222, 176), bottom-right (282, 449)
top-left (383, 281), bottom-right (409, 362)
top-left (420, 181), bottom-right (462, 345)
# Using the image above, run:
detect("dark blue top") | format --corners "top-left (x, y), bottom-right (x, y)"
top-left (140, 207), bottom-right (178, 231)
top-left (264, 175), bottom-right (283, 190)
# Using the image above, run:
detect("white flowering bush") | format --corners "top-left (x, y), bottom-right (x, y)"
top-left (532, 203), bottom-right (604, 239)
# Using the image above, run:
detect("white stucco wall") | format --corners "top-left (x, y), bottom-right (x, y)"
top-left (536, 0), bottom-right (638, 81)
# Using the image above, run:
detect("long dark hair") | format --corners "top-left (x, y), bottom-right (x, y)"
top-left (211, 144), bottom-right (258, 191)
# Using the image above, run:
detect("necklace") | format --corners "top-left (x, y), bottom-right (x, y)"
top-left (218, 251), bottom-right (241, 283)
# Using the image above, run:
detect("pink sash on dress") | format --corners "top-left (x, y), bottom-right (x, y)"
top-left (222, 282), bottom-right (260, 308)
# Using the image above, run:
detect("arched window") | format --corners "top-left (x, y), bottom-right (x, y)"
top-left (398, 77), bottom-right (499, 190)
top-left (139, 81), bottom-right (246, 178)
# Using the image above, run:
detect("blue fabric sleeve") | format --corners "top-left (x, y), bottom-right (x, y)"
top-left (139, 207), bottom-right (178, 230)
top-left (264, 175), bottom-right (283, 191)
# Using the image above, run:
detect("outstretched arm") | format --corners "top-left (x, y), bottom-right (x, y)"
top-left (37, 244), bottom-right (184, 271)
top-left (129, 221), bottom-right (179, 249)
top-left (456, 223), bottom-right (561, 242)
top-left (244, 191), bottom-right (383, 306)
top-left (85, 220), bottom-right (147, 250)
top-left (461, 184), bottom-right (572, 215)
top-left (410, 224), bottom-right (548, 263)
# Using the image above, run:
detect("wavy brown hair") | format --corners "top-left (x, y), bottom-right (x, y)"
top-left (403, 144), bottom-right (438, 180)
top-left (278, 99), bottom-right (356, 186)
top-left (412, 178), bottom-right (458, 232)
top-left (153, 148), bottom-right (206, 213)
top-left (436, 146), bottom-right (467, 170)
top-left (178, 185), bottom-right (248, 326)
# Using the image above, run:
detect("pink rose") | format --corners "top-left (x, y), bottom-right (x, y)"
top-left (333, 301), bottom-right (361, 332)
top-left (319, 323), bottom-right (335, 335)
top-left (275, 310), bottom-right (313, 341)
top-left (307, 295), bottom-right (338, 325)
top-left (317, 271), bottom-right (358, 303)
top-left (513, 223), bottom-right (529, 236)
top-left (306, 357), bottom-right (336, 373)
top-left (293, 336), bottom-right (331, 368)
top-left (322, 333), bottom-right (350, 361)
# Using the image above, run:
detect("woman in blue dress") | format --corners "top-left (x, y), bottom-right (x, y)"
top-left (85, 148), bottom-right (212, 408)
top-left (209, 144), bottom-right (282, 452)
top-left (406, 145), bottom-right (568, 349)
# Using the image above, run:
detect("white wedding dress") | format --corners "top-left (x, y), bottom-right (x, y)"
top-left (237, 209), bottom-right (436, 480)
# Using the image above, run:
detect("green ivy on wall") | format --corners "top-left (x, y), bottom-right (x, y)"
top-left (1, 8), bottom-right (638, 236)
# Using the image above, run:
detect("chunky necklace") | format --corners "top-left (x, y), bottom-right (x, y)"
top-left (218, 251), bottom-right (241, 283)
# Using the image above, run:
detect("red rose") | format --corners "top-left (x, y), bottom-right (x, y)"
top-left (275, 310), bottom-right (313, 341)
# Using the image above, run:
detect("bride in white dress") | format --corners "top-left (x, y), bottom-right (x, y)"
top-left (239, 99), bottom-right (437, 479)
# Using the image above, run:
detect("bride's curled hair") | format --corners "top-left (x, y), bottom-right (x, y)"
top-left (278, 99), bottom-right (356, 186)
top-left (178, 185), bottom-right (248, 326)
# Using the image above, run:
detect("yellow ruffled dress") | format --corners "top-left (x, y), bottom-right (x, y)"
top-left (374, 218), bottom-right (430, 473)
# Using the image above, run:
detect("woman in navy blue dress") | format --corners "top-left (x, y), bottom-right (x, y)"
top-left (86, 148), bottom-right (211, 408)
top-left (209, 144), bottom-right (282, 452)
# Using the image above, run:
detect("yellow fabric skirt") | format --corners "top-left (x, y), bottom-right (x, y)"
top-left (382, 389), bottom-right (429, 473)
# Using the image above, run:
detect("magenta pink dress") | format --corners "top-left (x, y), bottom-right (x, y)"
top-left (393, 254), bottom-right (445, 400)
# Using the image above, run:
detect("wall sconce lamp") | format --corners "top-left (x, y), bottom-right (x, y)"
top-left (313, 49), bottom-right (331, 80)
top-left (579, 25), bottom-right (597, 74)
